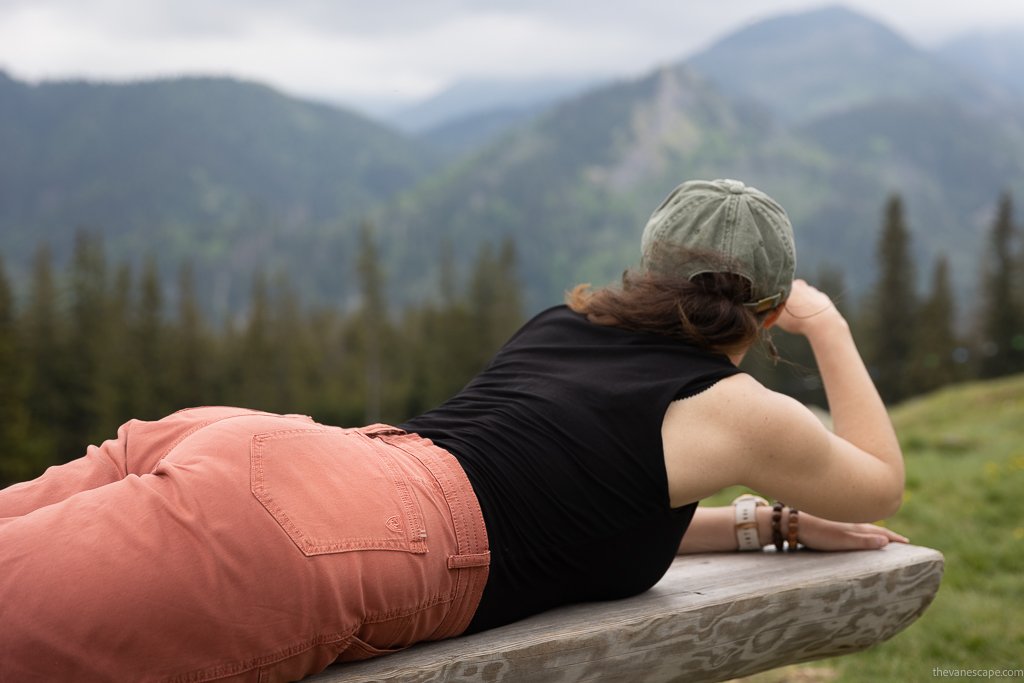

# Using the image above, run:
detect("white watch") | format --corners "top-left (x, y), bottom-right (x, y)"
top-left (732, 494), bottom-right (769, 551)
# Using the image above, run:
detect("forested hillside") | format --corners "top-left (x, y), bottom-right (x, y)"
top-left (376, 67), bottom-right (1024, 311)
top-left (0, 72), bottom-right (440, 310)
top-left (376, 65), bottom-right (776, 311)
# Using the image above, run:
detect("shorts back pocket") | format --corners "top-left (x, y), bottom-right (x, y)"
top-left (251, 429), bottom-right (427, 556)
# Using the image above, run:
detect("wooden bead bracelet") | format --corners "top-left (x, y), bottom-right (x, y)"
top-left (772, 500), bottom-right (799, 552)
top-left (772, 501), bottom-right (784, 551)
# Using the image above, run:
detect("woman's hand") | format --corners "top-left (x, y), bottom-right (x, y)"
top-left (796, 510), bottom-right (908, 551)
top-left (774, 279), bottom-right (844, 338)
top-left (677, 506), bottom-right (908, 554)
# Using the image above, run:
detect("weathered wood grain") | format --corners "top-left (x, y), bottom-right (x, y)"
top-left (311, 544), bottom-right (943, 683)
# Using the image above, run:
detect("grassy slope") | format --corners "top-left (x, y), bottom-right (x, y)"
top-left (703, 374), bottom-right (1024, 682)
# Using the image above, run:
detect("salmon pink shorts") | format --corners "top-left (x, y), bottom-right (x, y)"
top-left (0, 408), bottom-right (489, 683)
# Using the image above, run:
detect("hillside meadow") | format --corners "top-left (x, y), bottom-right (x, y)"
top-left (705, 374), bottom-right (1024, 682)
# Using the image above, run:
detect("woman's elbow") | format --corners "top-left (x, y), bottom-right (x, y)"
top-left (878, 468), bottom-right (906, 519)
top-left (880, 490), bottom-right (903, 520)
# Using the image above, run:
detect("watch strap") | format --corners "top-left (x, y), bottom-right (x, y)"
top-left (732, 494), bottom-right (769, 551)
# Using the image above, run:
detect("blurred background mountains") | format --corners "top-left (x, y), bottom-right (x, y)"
top-left (3, 5), bottom-right (1024, 314)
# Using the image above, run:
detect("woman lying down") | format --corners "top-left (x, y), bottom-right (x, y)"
top-left (0, 179), bottom-right (906, 683)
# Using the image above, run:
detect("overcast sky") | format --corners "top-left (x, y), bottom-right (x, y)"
top-left (2, 0), bottom-right (1023, 112)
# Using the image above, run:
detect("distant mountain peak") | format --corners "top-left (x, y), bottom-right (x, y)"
top-left (938, 29), bottom-right (1024, 96)
top-left (687, 5), bottom-right (990, 124)
top-left (712, 5), bottom-right (913, 54)
top-left (390, 76), bottom-right (603, 134)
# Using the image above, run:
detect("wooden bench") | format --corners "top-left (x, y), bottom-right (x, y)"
top-left (311, 544), bottom-right (942, 683)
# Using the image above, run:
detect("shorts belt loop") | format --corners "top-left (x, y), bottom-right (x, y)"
top-left (358, 424), bottom-right (407, 438)
top-left (447, 552), bottom-right (491, 570)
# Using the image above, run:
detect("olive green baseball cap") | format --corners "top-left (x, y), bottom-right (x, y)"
top-left (640, 179), bottom-right (796, 312)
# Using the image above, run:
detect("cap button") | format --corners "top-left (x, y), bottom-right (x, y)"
top-left (725, 180), bottom-right (745, 195)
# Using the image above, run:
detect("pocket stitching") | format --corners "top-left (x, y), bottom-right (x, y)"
top-left (251, 429), bottom-right (427, 556)
top-left (357, 433), bottom-right (427, 549)
top-left (251, 429), bottom-right (327, 554)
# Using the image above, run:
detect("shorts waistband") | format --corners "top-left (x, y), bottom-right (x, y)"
top-left (356, 424), bottom-right (489, 640)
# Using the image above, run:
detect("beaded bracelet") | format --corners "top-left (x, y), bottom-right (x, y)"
top-left (772, 501), bottom-right (784, 552)
top-left (787, 506), bottom-right (799, 551)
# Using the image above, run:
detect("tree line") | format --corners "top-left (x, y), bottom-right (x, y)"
top-left (0, 225), bottom-right (523, 487)
top-left (1, 192), bottom-right (1023, 487)
top-left (749, 191), bottom-right (1024, 407)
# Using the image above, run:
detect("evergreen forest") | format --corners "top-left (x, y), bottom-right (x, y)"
top-left (0, 228), bottom-right (524, 486)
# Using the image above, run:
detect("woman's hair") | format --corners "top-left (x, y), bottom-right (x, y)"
top-left (565, 246), bottom-right (772, 357)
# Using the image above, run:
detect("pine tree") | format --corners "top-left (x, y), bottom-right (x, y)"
top-left (134, 256), bottom-right (167, 419)
top-left (0, 253), bottom-right (47, 485)
top-left (492, 238), bottom-right (525, 347)
top-left (979, 192), bottom-right (1024, 378)
top-left (64, 231), bottom-right (112, 457)
top-left (270, 275), bottom-right (303, 414)
top-left (464, 239), bottom-right (526, 374)
top-left (399, 242), bottom-right (471, 420)
top-left (467, 243), bottom-right (500, 370)
top-left (23, 244), bottom-right (64, 464)
top-left (0, 253), bottom-right (20, 417)
top-left (238, 270), bottom-right (275, 411)
top-left (871, 195), bottom-right (918, 404)
top-left (432, 241), bottom-right (474, 402)
top-left (438, 240), bottom-right (457, 307)
top-left (107, 262), bottom-right (138, 426)
top-left (171, 262), bottom-right (208, 410)
top-left (912, 256), bottom-right (958, 393)
top-left (358, 223), bottom-right (385, 425)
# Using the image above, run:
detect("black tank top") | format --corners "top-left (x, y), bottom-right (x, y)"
top-left (399, 306), bottom-right (741, 633)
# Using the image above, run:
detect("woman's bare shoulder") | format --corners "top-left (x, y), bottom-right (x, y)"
top-left (665, 372), bottom-right (818, 432)
top-left (662, 373), bottom-right (828, 507)
top-left (665, 372), bottom-right (903, 520)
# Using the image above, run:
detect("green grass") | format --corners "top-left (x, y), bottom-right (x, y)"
top-left (704, 374), bottom-right (1024, 682)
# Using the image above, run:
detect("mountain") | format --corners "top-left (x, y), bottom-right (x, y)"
top-left (0, 72), bottom-right (440, 309)
top-left (369, 7), bottom-right (1024, 313)
top-left (937, 30), bottom-right (1024, 97)
top-left (793, 98), bottom-right (1024, 292)
top-left (376, 69), bottom-right (1024, 312)
top-left (375, 66), bottom-right (780, 311)
top-left (419, 107), bottom-right (544, 160)
top-left (389, 77), bottom-right (602, 133)
top-left (4, 7), bottom-right (1023, 320)
top-left (687, 6), bottom-right (1006, 124)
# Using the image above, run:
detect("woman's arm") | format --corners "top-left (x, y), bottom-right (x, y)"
top-left (663, 280), bottom-right (905, 522)
top-left (677, 505), bottom-right (908, 554)
top-left (776, 280), bottom-right (904, 491)
top-left (742, 280), bottom-right (905, 520)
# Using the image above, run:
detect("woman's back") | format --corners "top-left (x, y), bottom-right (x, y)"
top-left (400, 305), bottom-right (740, 632)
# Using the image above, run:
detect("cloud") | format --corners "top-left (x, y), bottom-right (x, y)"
top-left (0, 1), bottom-right (679, 102)
top-left (2, 0), bottom-right (1024, 107)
